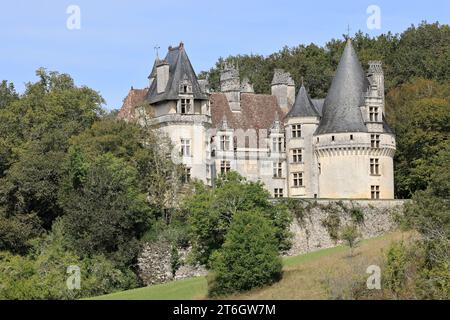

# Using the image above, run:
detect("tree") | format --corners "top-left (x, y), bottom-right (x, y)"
top-left (0, 69), bottom-right (103, 234)
top-left (208, 211), bottom-right (282, 297)
top-left (185, 172), bottom-right (292, 265)
top-left (385, 78), bottom-right (450, 198)
top-left (0, 222), bottom-right (138, 300)
top-left (59, 153), bottom-right (151, 267)
top-left (340, 224), bottom-right (361, 257)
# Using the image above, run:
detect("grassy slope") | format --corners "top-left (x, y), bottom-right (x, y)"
top-left (92, 232), bottom-right (408, 300)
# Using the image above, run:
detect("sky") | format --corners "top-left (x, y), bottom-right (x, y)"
top-left (1, 0), bottom-right (448, 110)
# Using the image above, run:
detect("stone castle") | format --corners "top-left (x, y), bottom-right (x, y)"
top-left (118, 39), bottom-right (396, 199)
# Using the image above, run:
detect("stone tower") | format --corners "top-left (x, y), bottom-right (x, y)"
top-left (271, 69), bottom-right (296, 113)
top-left (285, 82), bottom-right (321, 198)
top-left (220, 62), bottom-right (241, 111)
top-left (314, 39), bottom-right (396, 199)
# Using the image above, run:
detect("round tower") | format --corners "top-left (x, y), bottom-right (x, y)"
top-left (284, 81), bottom-right (321, 198)
top-left (314, 39), bottom-right (396, 199)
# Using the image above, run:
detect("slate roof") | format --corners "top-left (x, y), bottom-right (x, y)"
top-left (315, 39), bottom-right (369, 134)
top-left (311, 99), bottom-right (325, 116)
top-left (147, 43), bottom-right (208, 104)
top-left (285, 84), bottom-right (320, 118)
top-left (210, 93), bottom-right (285, 132)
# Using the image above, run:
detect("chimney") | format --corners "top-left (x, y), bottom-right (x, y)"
top-left (271, 69), bottom-right (295, 112)
top-left (156, 60), bottom-right (170, 94)
top-left (368, 61), bottom-right (384, 100)
top-left (220, 61), bottom-right (241, 111)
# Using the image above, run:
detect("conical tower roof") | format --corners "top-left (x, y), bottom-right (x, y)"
top-left (316, 39), bottom-right (369, 134)
top-left (286, 82), bottom-right (320, 118)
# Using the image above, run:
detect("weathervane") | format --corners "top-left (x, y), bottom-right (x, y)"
top-left (154, 45), bottom-right (160, 59)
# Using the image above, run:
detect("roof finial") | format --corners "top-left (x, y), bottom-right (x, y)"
top-left (154, 45), bottom-right (160, 60)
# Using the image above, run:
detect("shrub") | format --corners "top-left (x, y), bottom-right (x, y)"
top-left (340, 224), bottom-right (361, 257)
top-left (0, 226), bottom-right (138, 300)
top-left (208, 211), bottom-right (282, 297)
top-left (186, 172), bottom-right (292, 265)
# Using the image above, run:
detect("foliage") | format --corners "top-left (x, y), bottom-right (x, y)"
top-left (383, 242), bottom-right (409, 296)
top-left (0, 226), bottom-right (138, 300)
top-left (201, 22), bottom-right (449, 98)
top-left (208, 211), bottom-right (282, 297)
top-left (386, 78), bottom-right (450, 198)
top-left (185, 172), bottom-right (292, 265)
top-left (170, 245), bottom-right (182, 277)
top-left (0, 69), bottom-right (103, 236)
top-left (0, 212), bottom-right (42, 254)
top-left (321, 208), bottom-right (341, 244)
top-left (59, 153), bottom-right (151, 267)
top-left (340, 224), bottom-right (361, 257)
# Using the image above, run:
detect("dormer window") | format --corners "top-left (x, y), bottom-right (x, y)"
top-left (180, 84), bottom-right (192, 94)
top-left (220, 135), bottom-right (231, 151)
top-left (369, 107), bottom-right (379, 122)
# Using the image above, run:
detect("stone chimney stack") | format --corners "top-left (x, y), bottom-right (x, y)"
top-left (240, 77), bottom-right (254, 93)
top-left (271, 69), bottom-right (295, 112)
top-left (220, 61), bottom-right (241, 111)
top-left (367, 61), bottom-right (384, 101)
top-left (156, 60), bottom-right (170, 94)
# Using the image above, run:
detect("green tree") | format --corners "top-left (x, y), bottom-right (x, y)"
top-left (0, 223), bottom-right (138, 300)
top-left (185, 172), bottom-right (292, 265)
top-left (208, 211), bottom-right (282, 297)
top-left (59, 153), bottom-right (151, 267)
top-left (0, 69), bottom-right (103, 235)
top-left (340, 224), bottom-right (361, 257)
top-left (386, 78), bottom-right (450, 198)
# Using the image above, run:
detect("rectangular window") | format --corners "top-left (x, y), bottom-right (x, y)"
top-left (371, 134), bottom-right (380, 148)
top-left (182, 167), bottom-right (191, 183)
top-left (180, 99), bottom-right (191, 114)
top-left (369, 107), bottom-right (379, 122)
top-left (274, 188), bottom-right (284, 198)
top-left (291, 124), bottom-right (302, 138)
top-left (220, 135), bottom-right (230, 151)
top-left (370, 158), bottom-right (380, 175)
top-left (180, 139), bottom-right (191, 157)
top-left (220, 161), bottom-right (231, 175)
top-left (273, 162), bottom-right (282, 178)
top-left (292, 149), bottom-right (302, 163)
top-left (292, 172), bottom-right (303, 187)
top-left (272, 137), bottom-right (284, 153)
top-left (371, 185), bottom-right (380, 199)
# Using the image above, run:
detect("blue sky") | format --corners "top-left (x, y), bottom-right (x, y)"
top-left (1, 0), bottom-right (448, 110)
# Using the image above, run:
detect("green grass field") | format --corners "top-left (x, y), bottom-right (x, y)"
top-left (92, 232), bottom-right (406, 300)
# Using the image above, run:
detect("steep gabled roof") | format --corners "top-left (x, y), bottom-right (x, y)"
top-left (118, 88), bottom-right (149, 122)
top-left (316, 39), bottom-right (369, 134)
top-left (285, 84), bottom-right (320, 118)
top-left (210, 93), bottom-right (285, 132)
top-left (147, 43), bottom-right (208, 104)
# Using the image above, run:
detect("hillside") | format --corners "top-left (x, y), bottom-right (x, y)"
top-left (93, 232), bottom-right (409, 300)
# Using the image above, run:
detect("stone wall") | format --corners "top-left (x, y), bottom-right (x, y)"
top-left (285, 199), bottom-right (405, 256)
top-left (137, 241), bottom-right (207, 286)
top-left (137, 199), bottom-right (404, 285)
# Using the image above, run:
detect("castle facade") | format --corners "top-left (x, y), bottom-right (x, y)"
top-left (119, 40), bottom-right (396, 199)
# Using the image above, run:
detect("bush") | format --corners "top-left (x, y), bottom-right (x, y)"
top-left (0, 226), bottom-right (138, 300)
top-left (186, 172), bottom-right (292, 265)
top-left (340, 224), bottom-right (361, 257)
top-left (207, 211), bottom-right (282, 297)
